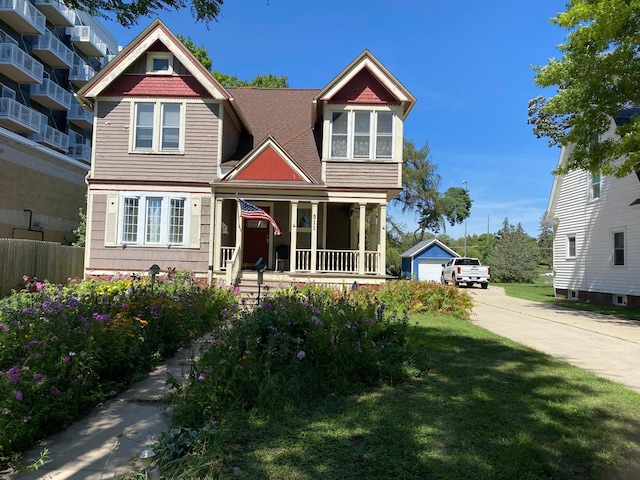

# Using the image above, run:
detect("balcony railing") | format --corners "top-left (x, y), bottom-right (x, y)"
top-left (0, 97), bottom-right (44, 133)
top-left (67, 102), bottom-right (93, 129)
top-left (66, 25), bottom-right (107, 57)
top-left (68, 58), bottom-right (95, 86)
top-left (220, 247), bottom-right (235, 270)
top-left (34, 0), bottom-right (75, 26)
top-left (29, 121), bottom-right (69, 152)
top-left (0, 0), bottom-right (45, 35)
top-left (30, 78), bottom-right (71, 110)
top-left (297, 249), bottom-right (379, 274)
top-left (31, 31), bottom-right (74, 69)
top-left (68, 143), bottom-right (91, 163)
top-left (0, 43), bottom-right (43, 84)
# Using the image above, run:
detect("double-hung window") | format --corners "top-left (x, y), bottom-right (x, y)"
top-left (119, 193), bottom-right (188, 246)
top-left (330, 110), bottom-right (394, 160)
top-left (132, 101), bottom-right (183, 153)
top-left (613, 230), bottom-right (625, 266)
top-left (590, 173), bottom-right (601, 200)
top-left (566, 235), bottom-right (576, 259)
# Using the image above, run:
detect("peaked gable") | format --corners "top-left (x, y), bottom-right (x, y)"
top-left (225, 136), bottom-right (313, 184)
top-left (401, 239), bottom-right (459, 259)
top-left (77, 19), bottom-right (229, 102)
top-left (315, 50), bottom-right (415, 119)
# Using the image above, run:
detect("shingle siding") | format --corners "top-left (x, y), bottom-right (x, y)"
top-left (324, 161), bottom-right (400, 189)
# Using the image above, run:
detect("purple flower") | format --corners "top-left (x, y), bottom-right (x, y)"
top-left (220, 308), bottom-right (229, 316)
top-left (6, 366), bottom-right (20, 384)
top-left (262, 301), bottom-right (272, 310)
top-left (198, 374), bottom-right (206, 381)
top-left (109, 390), bottom-right (117, 396)
top-left (150, 304), bottom-right (160, 314)
top-left (34, 373), bottom-right (44, 383)
top-left (297, 351), bottom-right (306, 360)
top-left (14, 390), bottom-right (23, 401)
top-left (22, 416), bottom-right (30, 423)
top-left (63, 355), bottom-right (71, 364)
top-left (244, 350), bottom-right (251, 356)
top-left (51, 387), bottom-right (60, 396)
top-left (68, 298), bottom-right (79, 308)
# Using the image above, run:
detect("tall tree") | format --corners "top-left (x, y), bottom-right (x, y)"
top-left (64, 0), bottom-right (225, 27)
top-left (177, 34), bottom-right (289, 88)
top-left (529, 0), bottom-right (640, 177)
top-left (537, 217), bottom-right (554, 268)
top-left (395, 140), bottom-right (472, 239)
top-left (489, 219), bottom-right (539, 283)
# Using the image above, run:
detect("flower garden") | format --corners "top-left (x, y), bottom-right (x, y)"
top-left (0, 274), bottom-right (473, 474)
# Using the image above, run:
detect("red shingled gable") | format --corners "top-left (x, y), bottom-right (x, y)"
top-left (103, 74), bottom-right (213, 97)
top-left (235, 145), bottom-right (304, 181)
top-left (330, 69), bottom-right (399, 104)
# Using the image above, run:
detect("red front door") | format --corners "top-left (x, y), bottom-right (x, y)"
top-left (242, 207), bottom-right (271, 268)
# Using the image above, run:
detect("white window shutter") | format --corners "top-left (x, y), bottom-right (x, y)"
top-left (104, 194), bottom-right (119, 247)
top-left (189, 197), bottom-right (202, 248)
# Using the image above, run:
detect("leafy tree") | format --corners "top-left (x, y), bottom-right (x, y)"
top-left (177, 34), bottom-right (289, 88)
top-left (72, 208), bottom-right (86, 247)
top-left (488, 219), bottom-right (539, 283)
top-left (537, 217), bottom-right (554, 268)
top-left (385, 217), bottom-right (433, 277)
top-left (395, 140), bottom-right (472, 239)
top-left (529, 0), bottom-right (640, 177)
top-left (64, 0), bottom-right (225, 27)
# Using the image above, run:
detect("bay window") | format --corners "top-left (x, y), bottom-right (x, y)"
top-left (132, 101), bottom-right (184, 153)
top-left (330, 110), bottom-right (394, 160)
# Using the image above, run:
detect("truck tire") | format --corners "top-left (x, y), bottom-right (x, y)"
top-left (452, 274), bottom-right (458, 287)
top-left (481, 283), bottom-right (488, 289)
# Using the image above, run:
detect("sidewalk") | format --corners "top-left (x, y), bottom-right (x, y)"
top-left (3, 336), bottom-right (211, 480)
top-left (468, 286), bottom-right (640, 393)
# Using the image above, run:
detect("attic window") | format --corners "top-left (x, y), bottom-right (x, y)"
top-left (147, 53), bottom-right (173, 74)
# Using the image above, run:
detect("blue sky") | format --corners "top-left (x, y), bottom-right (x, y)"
top-left (103, 0), bottom-right (568, 240)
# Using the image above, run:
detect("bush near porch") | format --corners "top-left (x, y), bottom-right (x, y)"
top-left (0, 273), bottom-right (237, 465)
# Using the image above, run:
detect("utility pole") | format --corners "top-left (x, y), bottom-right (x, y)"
top-left (462, 180), bottom-right (468, 257)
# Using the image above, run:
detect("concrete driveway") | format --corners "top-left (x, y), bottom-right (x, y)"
top-left (468, 286), bottom-right (640, 394)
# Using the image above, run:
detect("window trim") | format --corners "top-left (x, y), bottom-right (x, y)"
top-left (117, 192), bottom-right (190, 247)
top-left (130, 101), bottom-right (186, 154)
top-left (146, 53), bottom-right (173, 75)
top-left (328, 108), bottom-right (395, 161)
top-left (612, 229), bottom-right (626, 267)
top-left (589, 173), bottom-right (601, 201)
top-left (566, 234), bottom-right (576, 259)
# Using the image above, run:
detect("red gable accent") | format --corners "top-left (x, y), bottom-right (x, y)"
top-left (103, 74), bottom-right (213, 97)
top-left (236, 145), bottom-right (303, 181)
top-left (330, 69), bottom-right (398, 104)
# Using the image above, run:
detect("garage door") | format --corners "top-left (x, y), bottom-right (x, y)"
top-left (418, 260), bottom-right (444, 283)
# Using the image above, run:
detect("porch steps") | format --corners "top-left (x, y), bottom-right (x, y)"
top-left (234, 272), bottom-right (293, 308)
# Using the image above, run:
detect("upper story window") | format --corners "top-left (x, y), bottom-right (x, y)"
top-left (330, 110), bottom-right (394, 160)
top-left (132, 101), bottom-right (184, 153)
top-left (147, 53), bottom-right (173, 74)
top-left (590, 173), bottom-right (601, 200)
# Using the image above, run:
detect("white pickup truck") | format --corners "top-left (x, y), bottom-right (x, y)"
top-left (441, 257), bottom-right (490, 289)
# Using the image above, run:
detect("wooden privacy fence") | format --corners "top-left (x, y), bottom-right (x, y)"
top-left (0, 239), bottom-right (84, 298)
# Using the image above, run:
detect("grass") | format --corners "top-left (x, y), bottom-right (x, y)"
top-left (493, 275), bottom-right (640, 322)
top-left (178, 315), bottom-right (640, 480)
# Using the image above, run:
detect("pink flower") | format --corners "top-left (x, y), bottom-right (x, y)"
top-left (198, 374), bottom-right (205, 381)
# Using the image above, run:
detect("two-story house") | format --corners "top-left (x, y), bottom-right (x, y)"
top-left (544, 108), bottom-right (640, 306)
top-left (78, 19), bottom-right (415, 288)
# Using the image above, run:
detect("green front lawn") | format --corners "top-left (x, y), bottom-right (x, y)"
top-left (158, 314), bottom-right (640, 479)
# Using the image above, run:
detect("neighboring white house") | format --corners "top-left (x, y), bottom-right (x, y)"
top-left (543, 111), bottom-right (640, 307)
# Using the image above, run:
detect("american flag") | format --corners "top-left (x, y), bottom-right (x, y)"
top-left (240, 200), bottom-right (281, 235)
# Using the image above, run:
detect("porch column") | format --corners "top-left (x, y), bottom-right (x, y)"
top-left (311, 202), bottom-right (319, 273)
top-left (235, 200), bottom-right (242, 256)
top-left (290, 202), bottom-right (298, 272)
top-left (378, 203), bottom-right (387, 276)
top-left (358, 203), bottom-right (366, 274)
top-left (213, 197), bottom-right (223, 273)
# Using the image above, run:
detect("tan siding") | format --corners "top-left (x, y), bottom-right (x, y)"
top-left (324, 161), bottom-right (399, 188)
top-left (93, 100), bottom-right (219, 183)
top-left (87, 193), bottom-right (211, 273)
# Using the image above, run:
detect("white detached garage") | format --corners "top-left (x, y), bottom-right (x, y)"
top-left (400, 239), bottom-right (460, 282)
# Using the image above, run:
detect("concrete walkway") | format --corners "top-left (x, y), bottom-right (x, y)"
top-left (3, 336), bottom-right (212, 480)
top-left (469, 286), bottom-right (640, 393)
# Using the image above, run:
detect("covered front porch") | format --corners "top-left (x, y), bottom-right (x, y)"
top-left (209, 195), bottom-right (389, 287)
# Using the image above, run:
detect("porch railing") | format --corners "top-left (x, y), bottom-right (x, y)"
top-left (220, 246), bottom-right (235, 270)
top-left (224, 247), bottom-right (240, 288)
top-left (297, 249), bottom-right (379, 274)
